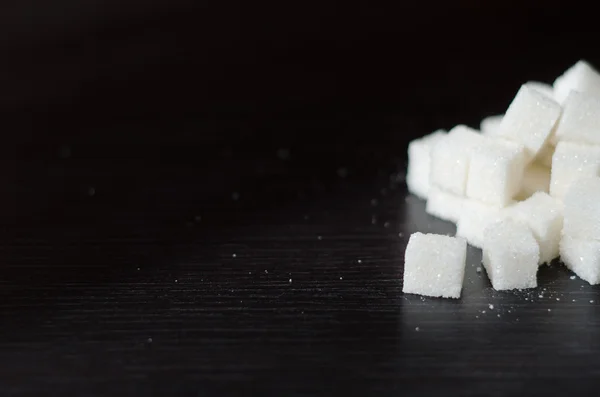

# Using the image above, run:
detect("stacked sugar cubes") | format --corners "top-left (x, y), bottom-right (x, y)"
top-left (403, 60), bottom-right (600, 299)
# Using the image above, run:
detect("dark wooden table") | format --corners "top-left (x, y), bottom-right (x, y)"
top-left (1, 119), bottom-right (600, 396)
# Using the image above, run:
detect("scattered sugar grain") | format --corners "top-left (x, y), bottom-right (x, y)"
top-left (489, 304), bottom-right (494, 310)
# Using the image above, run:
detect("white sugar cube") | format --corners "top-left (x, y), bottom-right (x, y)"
top-left (466, 139), bottom-right (527, 206)
top-left (480, 114), bottom-right (503, 136)
top-left (553, 91), bottom-right (600, 145)
top-left (553, 60), bottom-right (600, 104)
top-left (526, 81), bottom-right (555, 98)
top-left (504, 192), bottom-right (563, 264)
top-left (536, 142), bottom-right (555, 168)
top-left (456, 199), bottom-right (506, 249)
top-left (497, 84), bottom-right (562, 158)
top-left (560, 235), bottom-right (600, 285)
top-left (563, 177), bottom-right (600, 240)
top-left (549, 142), bottom-right (600, 200)
top-left (402, 232), bottom-right (467, 299)
top-left (430, 125), bottom-right (486, 195)
top-left (425, 186), bottom-right (464, 223)
top-left (406, 129), bottom-right (447, 199)
top-left (517, 162), bottom-right (550, 199)
top-left (482, 219), bottom-right (539, 290)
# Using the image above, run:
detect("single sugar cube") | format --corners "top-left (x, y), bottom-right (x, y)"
top-left (456, 199), bottom-right (506, 249)
top-left (430, 125), bottom-right (486, 195)
top-left (406, 129), bottom-right (447, 199)
top-left (402, 232), bottom-right (467, 299)
top-left (482, 219), bottom-right (540, 290)
top-left (517, 162), bottom-right (551, 199)
top-left (553, 91), bottom-right (600, 146)
top-left (480, 114), bottom-right (503, 136)
top-left (553, 60), bottom-right (600, 104)
top-left (549, 141), bottom-right (600, 200)
top-left (526, 81), bottom-right (555, 98)
top-left (466, 138), bottom-right (527, 206)
top-left (560, 235), bottom-right (600, 285)
top-left (504, 192), bottom-right (563, 264)
top-left (496, 84), bottom-right (562, 158)
top-left (563, 177), bottom-right (600, 240)
top-left (426, 186), bottom-right (464, 223)
top-left (536, 142), bottom-right (555, 168)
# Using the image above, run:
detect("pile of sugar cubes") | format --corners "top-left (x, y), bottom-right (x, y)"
top-left (403, 60), bottom-right (600, 299)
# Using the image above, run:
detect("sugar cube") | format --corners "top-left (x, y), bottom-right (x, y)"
top-left (549, 141), bottom-right (600, 200)
top-left (503, 192), bottom-right (563, 264)
top-left (536, 142), bottom-right (555, 168)
top-left (456, 199), bottom-right (506, 249)
top-left (560, 235), bottom-right (600, 285)
top-left (563, 177), bottom-right (600, 240)
top-left (406, 129), bottom-right (447, 199)
top-left (497, 84), bottom-right (562, 158)
top-left (426, 186), bottom-right (464, 223)
top-left (526, 81), bottom-right (555, 98)
top-left (430, 125), bottom-right (486, 195)
top-left (482, 219), bottom-right (540, 290)
top-left (553, 60), bottom-right (600, 104)
top-left (402, 232), bottom-right (467, 299)
top-left (466, 138), bottom-right (527, 206)
top-left (517, 162), bottom-right (550, 199)
top-left (553, 91), bottom-right (600, 146)
top-left (480, 114), bottom-right (503, 136)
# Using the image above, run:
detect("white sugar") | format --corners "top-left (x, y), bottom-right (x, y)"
top-left (402, 233), bottom-right (467, 299)
top-left (496, 84), bottom-right (562, 158)
top-left (482, 219), bottom-right (539, 290)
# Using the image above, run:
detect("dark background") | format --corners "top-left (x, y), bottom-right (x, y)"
top-left (1, 2), bottom-right (600, 396)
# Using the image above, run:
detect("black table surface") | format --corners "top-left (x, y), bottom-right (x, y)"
top-left (2, 118), bottom-right (600, 396)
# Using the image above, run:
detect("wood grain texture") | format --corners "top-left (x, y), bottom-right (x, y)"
top-left (1, 157), bottom-right (600, 396)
